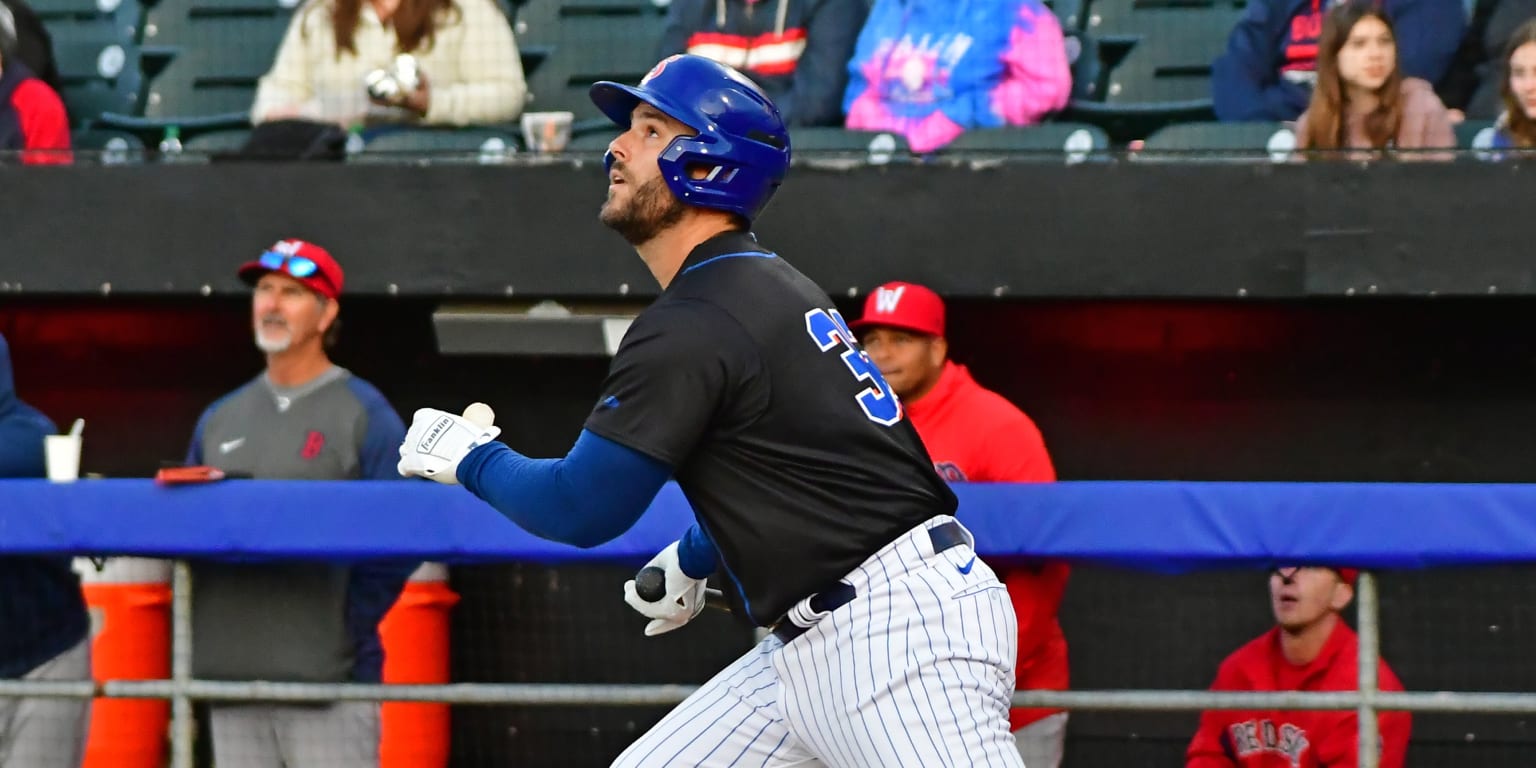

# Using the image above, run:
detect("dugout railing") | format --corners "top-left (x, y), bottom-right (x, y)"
top-left (8, 479), bottom-right (1536, 768)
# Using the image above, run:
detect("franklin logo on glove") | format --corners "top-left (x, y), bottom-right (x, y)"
top-left (416, 415), bottom-right (457, 456)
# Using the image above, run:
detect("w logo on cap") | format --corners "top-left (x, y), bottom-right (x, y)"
top-left (272, 240), bottom-right (304, 256)
top-left (874, 285), bottom-right (906, 313)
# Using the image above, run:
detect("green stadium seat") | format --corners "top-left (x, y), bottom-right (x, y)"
top-left (70, 126), bottom-right (147, 163)
top-left (1141, 120), bottom-right (1295, 158)
top-left (349, 127), bottom-right (521, 163)
top-left (99, 0), bottom-right (295, 132)
top-left (789, 127), bottom-right (911, 167)
top-left (35, 0), bottom-right (146, 125)
top-left (1068, 0), bottom-right (1246, 141)
top-left (517, 0), bottom-right (669, 119)
top-left (183, 127), bottom-right (252, 152)
top-left (1454, 120), bottom-right (1497, 150)
top-left (940, 123), bottom-right (1110, 164)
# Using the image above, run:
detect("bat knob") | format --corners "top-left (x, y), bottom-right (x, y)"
top-left (635, 566), bottom-right (667, 602)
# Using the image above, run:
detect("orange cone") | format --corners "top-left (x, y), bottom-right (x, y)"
top-left (76, 558), bottom-right (171, 768)
top-left (379, 562), bottom-right (459, 767)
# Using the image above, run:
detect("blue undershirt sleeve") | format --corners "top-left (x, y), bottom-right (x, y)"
top-left (456, 429), bottom-right (677, 549)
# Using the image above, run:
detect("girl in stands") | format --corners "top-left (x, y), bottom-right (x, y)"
top-left (252, 0), bottom-right (526, 128)
top-left (1294, 0), bottom-right (1454, 158)
top-left (1491, 19), bottom-right (1536, 150)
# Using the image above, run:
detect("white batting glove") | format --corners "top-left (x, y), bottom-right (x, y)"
top-left (397, 403), bottom-right (501, 485)
top-left (623, 541), bottom-right (708, 637)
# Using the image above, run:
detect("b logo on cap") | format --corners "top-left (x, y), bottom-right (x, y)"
top-left (874, 285), bottom-right (906, 314)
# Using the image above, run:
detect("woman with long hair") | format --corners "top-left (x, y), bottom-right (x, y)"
top-left (253, 0), bottom-right (526, 127)
top-left (1491, 19), bottom-right (1536, 149)
top-left (1294, 0), bottom-right (1454, 157)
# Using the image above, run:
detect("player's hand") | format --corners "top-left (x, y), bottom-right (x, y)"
top-left (397, 403), bottom-right (501, 485)
top-left (623, 541), bottom-right (707, 636)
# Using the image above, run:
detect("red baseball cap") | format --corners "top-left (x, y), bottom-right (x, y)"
top-left (850, 281), bottom-right (945, 338)
top-left (237, 239), bottom-right (344, 300)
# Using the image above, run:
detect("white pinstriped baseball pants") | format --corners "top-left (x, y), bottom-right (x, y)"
top-left (613, 516), bottom-right (1024, 768)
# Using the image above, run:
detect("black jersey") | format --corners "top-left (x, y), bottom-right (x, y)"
top-left (584, 231), bottom-right (957, 626)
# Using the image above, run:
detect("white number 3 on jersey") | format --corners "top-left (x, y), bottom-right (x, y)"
top-left (804, 308), bottom-right (902, 426)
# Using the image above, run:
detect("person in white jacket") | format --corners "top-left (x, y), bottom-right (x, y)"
top-left (252, 0), bottom-right (526, 127)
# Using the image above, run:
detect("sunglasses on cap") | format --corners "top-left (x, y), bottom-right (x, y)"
top-left (258, 251), bottom-right (319, 278)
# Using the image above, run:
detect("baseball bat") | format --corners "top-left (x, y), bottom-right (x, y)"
top-left (635, 566), bottom-right (732, 613)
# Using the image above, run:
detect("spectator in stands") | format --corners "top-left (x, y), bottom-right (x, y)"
top-left (842, 0), bottom-right (1072, 153)
top-left (1187, 566), bottom-right (1411, 768)
top-left (850, 281), bottom-right (1067, 768)
top-left (252, 0), bottom-right (526, 128)
top-left (1435, 0), bottom-right (1536, 122)
top-left (1211, 0), bottom-right (1464, 122)
top-left (185, 240), bottom-right (414, 768)
top-left (1294, 0), bottom-right (1456, 156)
top-left (0, 0), bottom-right (58, 92)
top-left (0, 333), bottom-right (91, 768)
top-left (658, 0), bottom-right (867, 127)
top-left (1490, 18), bottom-right (1536, 147)
top-left (0, 5), bottom-right (69, 164)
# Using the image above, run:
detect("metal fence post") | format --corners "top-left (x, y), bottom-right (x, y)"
top-left (172, 560), bottom-right (194, 768)
top-left (1357, 570), bottom-right (1380, 768)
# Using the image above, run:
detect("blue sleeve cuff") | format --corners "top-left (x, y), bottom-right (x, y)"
top-left (677, 523), bottom-right (719, 579)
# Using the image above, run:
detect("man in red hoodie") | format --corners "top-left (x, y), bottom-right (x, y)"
top-left (1187, 566), bottom-right (1411, 768)
top-left (0, 4), bottom-right (68, 165)
top-left (851, 280), bottom-right (1066, 768)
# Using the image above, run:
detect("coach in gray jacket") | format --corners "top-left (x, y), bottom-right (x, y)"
top-left (186, 239), bottom-right (413, 768)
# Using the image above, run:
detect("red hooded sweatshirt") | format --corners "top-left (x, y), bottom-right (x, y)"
top-left (903, 360), bottom-right (1064, 730)
top-left (1187, 621), bottom-right (1411, 767)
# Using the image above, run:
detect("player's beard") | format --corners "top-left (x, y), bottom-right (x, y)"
top-left (600, 173), bottom-right (687, 246)
top-left (254, 317), bottom-right (292, 354)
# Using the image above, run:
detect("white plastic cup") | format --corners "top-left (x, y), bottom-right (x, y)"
top-left (45, 435), bottom-right (82, 482)
top-left (521, 111), bottom-right (574, 154)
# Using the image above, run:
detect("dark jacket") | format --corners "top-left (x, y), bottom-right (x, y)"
top-left (658, 0), bottom-right (868, 126)
top-left (0, 333), bottom-right (89, 680)
top-left (1435, 0), bottom-right (1536, 118)
top-left (1211, 0), bottom-right (1466, 121)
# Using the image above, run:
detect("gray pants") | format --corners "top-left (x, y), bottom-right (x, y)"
top-left (0, 638), bottom-right (92, 768)
top-left (210, 701), bottom-right (379, 768)
top-left (1013, 711), bottom-right (1069, 768)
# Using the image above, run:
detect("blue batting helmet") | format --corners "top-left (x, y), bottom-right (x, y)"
top-left (589, 54), bottom-right (791, 222)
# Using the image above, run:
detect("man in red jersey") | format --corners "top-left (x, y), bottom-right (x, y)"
top-left (1187, 566), bottom-right (1411, 768)
top-left (851, 280), bottom-right (1065, 768)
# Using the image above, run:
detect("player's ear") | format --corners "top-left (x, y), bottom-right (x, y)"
top-left (1329, 580), bottom-right (1354, 612)
top-left (930, 336), bottom-right (948, 365)
top-left (317, 296), bottom-right (340, 333)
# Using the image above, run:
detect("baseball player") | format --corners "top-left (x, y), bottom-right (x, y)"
top-left (851, 281), bottom-right (1068, 768)
top-left (398, 54), bottom-right (1024, 766)
top-left (1187, 567), bottom-right (1411, 767)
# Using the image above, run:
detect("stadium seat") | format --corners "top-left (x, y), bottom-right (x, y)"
top-left (1067, 0), bottom-right (1246, 142)
top-left (350, 127), bottom-right (521, 163)
top-left (788, 127), bottom-right (912, 167)
top-left (70, 127), bottom-right (147, 163)
top-left (1141, 120), bottom-right (1295, 161)
top-left (940, 123), bottom-right (1110, 164)
top-left (183, 128), bottom-right (252, 152)
top-left (99, 0), bottom-right (296, 133)
top-left (1454, 120), bottom-right (1497, 150)
top-left (35, 0), bottom-right (146, 126)
top-left (517, 0), bottom-right (669, 119)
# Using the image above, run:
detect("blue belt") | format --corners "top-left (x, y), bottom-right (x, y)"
top-left (771, 521), bottom-right (967, 645)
